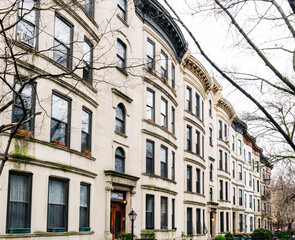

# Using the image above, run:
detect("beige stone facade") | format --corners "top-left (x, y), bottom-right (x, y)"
top-left (0, 0), bottom-right (272, 239)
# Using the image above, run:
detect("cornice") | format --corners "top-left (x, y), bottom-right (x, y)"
top-left (217, 97), bottom-right (236, 120)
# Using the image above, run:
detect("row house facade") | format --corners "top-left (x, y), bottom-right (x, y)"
top-left (0, 0), bottom-right (272, 240)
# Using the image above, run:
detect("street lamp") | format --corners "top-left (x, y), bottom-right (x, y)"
top-left (128, 209), bottom-right (137, 240)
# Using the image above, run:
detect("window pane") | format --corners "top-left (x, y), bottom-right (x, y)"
top-left (10, 174), bottom-right (28, 202)
top-left (161, 53), bottom-right (167, 70)
top-left (118, 0), bottom-right (126, 10)
top-left (17, 20), bottom-right (35, 46)
top-left (49, 180), bottom-right (65, 204)
top-left (51, 119), bottom-right (66, 143)
top-left (80, 185), bottom-right (88, 207)
top-left (84, 41), bottom-right (91, 65)
top-left (116, 105), bottom-right (124, 121)
top-left (18, 0), bottom-right (36, 23)
top-left (53, 40), bottom-right (69, 67)
top-left (117, 41), bottom-right (125, 60)
top-left (52, 94), bottom-right (69, 123)
top-left (82, 110), bottom-right (90, 133)
top-left (55, 16), bottom-right (71, 46)
top-left (161, 147), bottom-right (166, 163)
top-left (85, 0), bottom-right (94, 16)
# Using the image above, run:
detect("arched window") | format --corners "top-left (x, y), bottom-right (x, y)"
top-left (115, 147), bottom-right (125, 172)
top-left (210, 163), bottom-right (213, 180)
top-left (115, 104), bottom-right (125, 134)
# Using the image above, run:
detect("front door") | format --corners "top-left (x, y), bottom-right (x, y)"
top-left (110, 201), bottom-right (125, 240)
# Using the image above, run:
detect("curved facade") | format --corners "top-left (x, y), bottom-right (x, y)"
top-left (0, 0), bottom-right (272, 240)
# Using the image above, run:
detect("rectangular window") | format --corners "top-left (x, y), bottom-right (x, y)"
top-left (238, 140), bottom-right (242, 155)
top-left (172, 199), bottom-right (175, 229)
top-left (249, 173), bottom-right (252, 187)
top-left (186, 87), bottom-right (192, 111)
top-left (232, 161), bottom-right (235, 178)
top-left (209, 127), bottom-right (213, 145)
top-left (147, 39), bottom-right (155, 68)
top-left (257, 180), bottom-right (260, 192)
top-left (160, 98), bottom-right (168, 127)
top-left (250, 216), bottom-right (253, 232)
top-left (196, 168), bottom-right (200, 194)
top-left (224, 152), bottom-right (228, 172)
top-left (50, 92), bottom-right (71, 147)
top-left (146, 195), bottom-right (154, 229)
top-left (146, 89), bottom-right (155, 121)
top-left (254, 198), bottom-right (256, 211)
top-left (201, 101), bottom-right (204, 121)
top-left (218, 120), bottom-right (222, 139)
top-left (258, 199), bottom-right (260, 211)
top-left (209, 100), bottom-right (212, 116)
top-left (238, 164), bottom-right (242, 180)
top-left (171, 107), bottom-right (175, 134)
top-left (160, 197), bottom-right (168, 229)
top-left (187, 208), bottom-right (192, 234)
top-left (6, 171), bottom-right (32, 233)
top-left (232, 135), bottom-right (235, 151)
top-left (117, 40), bottom-right (126, 69)
top-left (225, 181), bottom-right (228, 201)
top-left (233, 187), bottom-right (236, 205)
top-left (12, 80), bottom-right (35, 132)
top-left (249, 195), bottom-right (252, 209)
top-left (226, 212), bottom-right (229, 232)
top-left (47, 177), bottom-right (69, 232)
top-left (16, 0), bottom-right (38, 47)
top-left (85, 0), bottom-right (94, 17)
top-left (187, 125), bottom-right (192, 151)
top-left (117, 0), bottom-right (126, 20)
top-left (186, 165), bottom-right (192, 192)
top-left (239, 214), bottom-right (243, 232)
top-left (161, 146), bottom-right (168, 178)
top-left (195, 131), bottom-right (200, 155)
top-left (171, 63), bottom-right (175, 88)
top-left (146, 140), bottom-right (154, 174)
top-left (219, 150), bottom-right (223, 170)
top-left (239, 189), bottom-right (243, 206)
top-left (79, 183), bottom-right (90, 230)
top-left (245, 194), bottom-right (247, 208)
top-left (161, 51), bottom-right (168, 78)
top-left (81, 108), bottom-right (92, 152)
top-left (220, 212), bottom-right (224, 232)
top-left (224, 124), bottom-right (227, 138)
top-left (195, 93), bottom-right (200, 117)
top-left (202, 136), bottom-right (204, 158)
top-left (171, 151), bottom-right (175, 181)
top-left (53, 14), bottom-right (73, 69)
top-left (219, 180), bottom-right (223, 200)
top-left (83, 39), bottom-right (93, 84)
top-left (196, 208), bottom-right (201, 234)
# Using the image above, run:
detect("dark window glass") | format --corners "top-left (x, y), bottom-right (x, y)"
top-left (224, 124), bottom-right (227, 138)
top-left (219, 150), bottom-right (223, 170)
top-left (232, 161), bottom-right (235, 178)
top-left (187, 166), bottom-right (192, 192)
top-left (161, 146), bottom-right (167, 178)
top-left (187, 126), bottom-right (192, 151)
top-left (187, 208), bottom-right (192, 234)
top-left (196, 131), bottom-right (200, 155)
top-left (6, 171), bottom-right (32, 233)
top-left (232, 135), bottom-right (235, 151)
top-left (83, 39), bottom-right (93, 84)
top-left (195, 94), bottom-right (200, 117)
top-left (146, 140), bottom-right (154, 174)
top-left (115, 104), bottom-right (125, 134)
top-left (16, 0), bottom-right (38, 47)
top-left (209, 127), bottom-right (212, 145)
top-left (224, 152), bottom-right (228, 172)
top-left (238, 164), bottom-right (242, 180)
top-left (81, 108), bottom-right (92, 152)
top-left (160, 197), bottom-right (167, 229)
top-left (171, 107), bottom-right (175, 134)
top-left (233, 187), bottom-right (236, 205)
top-left (53, 15), bottom-right (72, 69)
top-left (209, 164), bottom-right (213, 180)
top-left (210, 188), bottom-right (213, 201)
top-left (171, 63), bottom-right (175, 88)
top-left (201, 101), bottom-right (204, 121)
top-left (218, 120), bottom-right (222, 139)
top-left (146, 89), bottom-right (154, 121)
top-left (186, 87), bottom-right (191, 111)
top-left (117, 40), bottom-right (126, 69)
top-left (239, 214), bottom-right (243, 232)
top-left (225, 181), bottom-right (228, 201)
top-left (160, 51), bottom-right (168, 78)
top-left (219, 180), bottom-right (223, 200)
top-left (115, 147), bottom-right (125, 172)
top-left (50, 93), bottom-right (71, 147)
top-left (209, 100), bottom-right (212, 116)
top-left (220, 212), bottom-right (224, 233)
top-left (47, 178), bottom-right (68, 232)
top-left (12, 80), bottom-right (35, 132)
top-left (85, 0), bottom-right (94, 17)
top-left (79, 183), bottom-right (90, 230)
top-left (117, 0), bottom-right (126, 20)
top-left (172, 199), bottom-right (175, 229)
top-left (160, 98), bottom-right (167, 127)
top-left (196, 168), bottom-right (200, 194)
top-left (171, 151), bottom-right (175, 181)
top-left (226, 212), bottom-right (229, 232)
top-left (147, 39), bottom-right (155, 69)
top-left (239, 189), bottom-right (243, 206)
top-left (196, 208), bottom-right (201, 234)
top-left (146, 195), bottom-right (154, 229)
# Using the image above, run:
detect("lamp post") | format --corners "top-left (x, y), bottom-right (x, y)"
top-left (128, 209), bottom-right (137, 240)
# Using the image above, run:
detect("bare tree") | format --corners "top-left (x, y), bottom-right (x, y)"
top-left (0, 0), bottom-right (145, 175)
top-left (163, 0), bottom-right (295, 162)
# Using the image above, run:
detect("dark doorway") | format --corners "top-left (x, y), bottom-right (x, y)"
top-left (110, 201), bottom-right (126, 240)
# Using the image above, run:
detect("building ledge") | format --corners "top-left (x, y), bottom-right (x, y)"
top-left (0, 231), bottom-right (94, 238)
